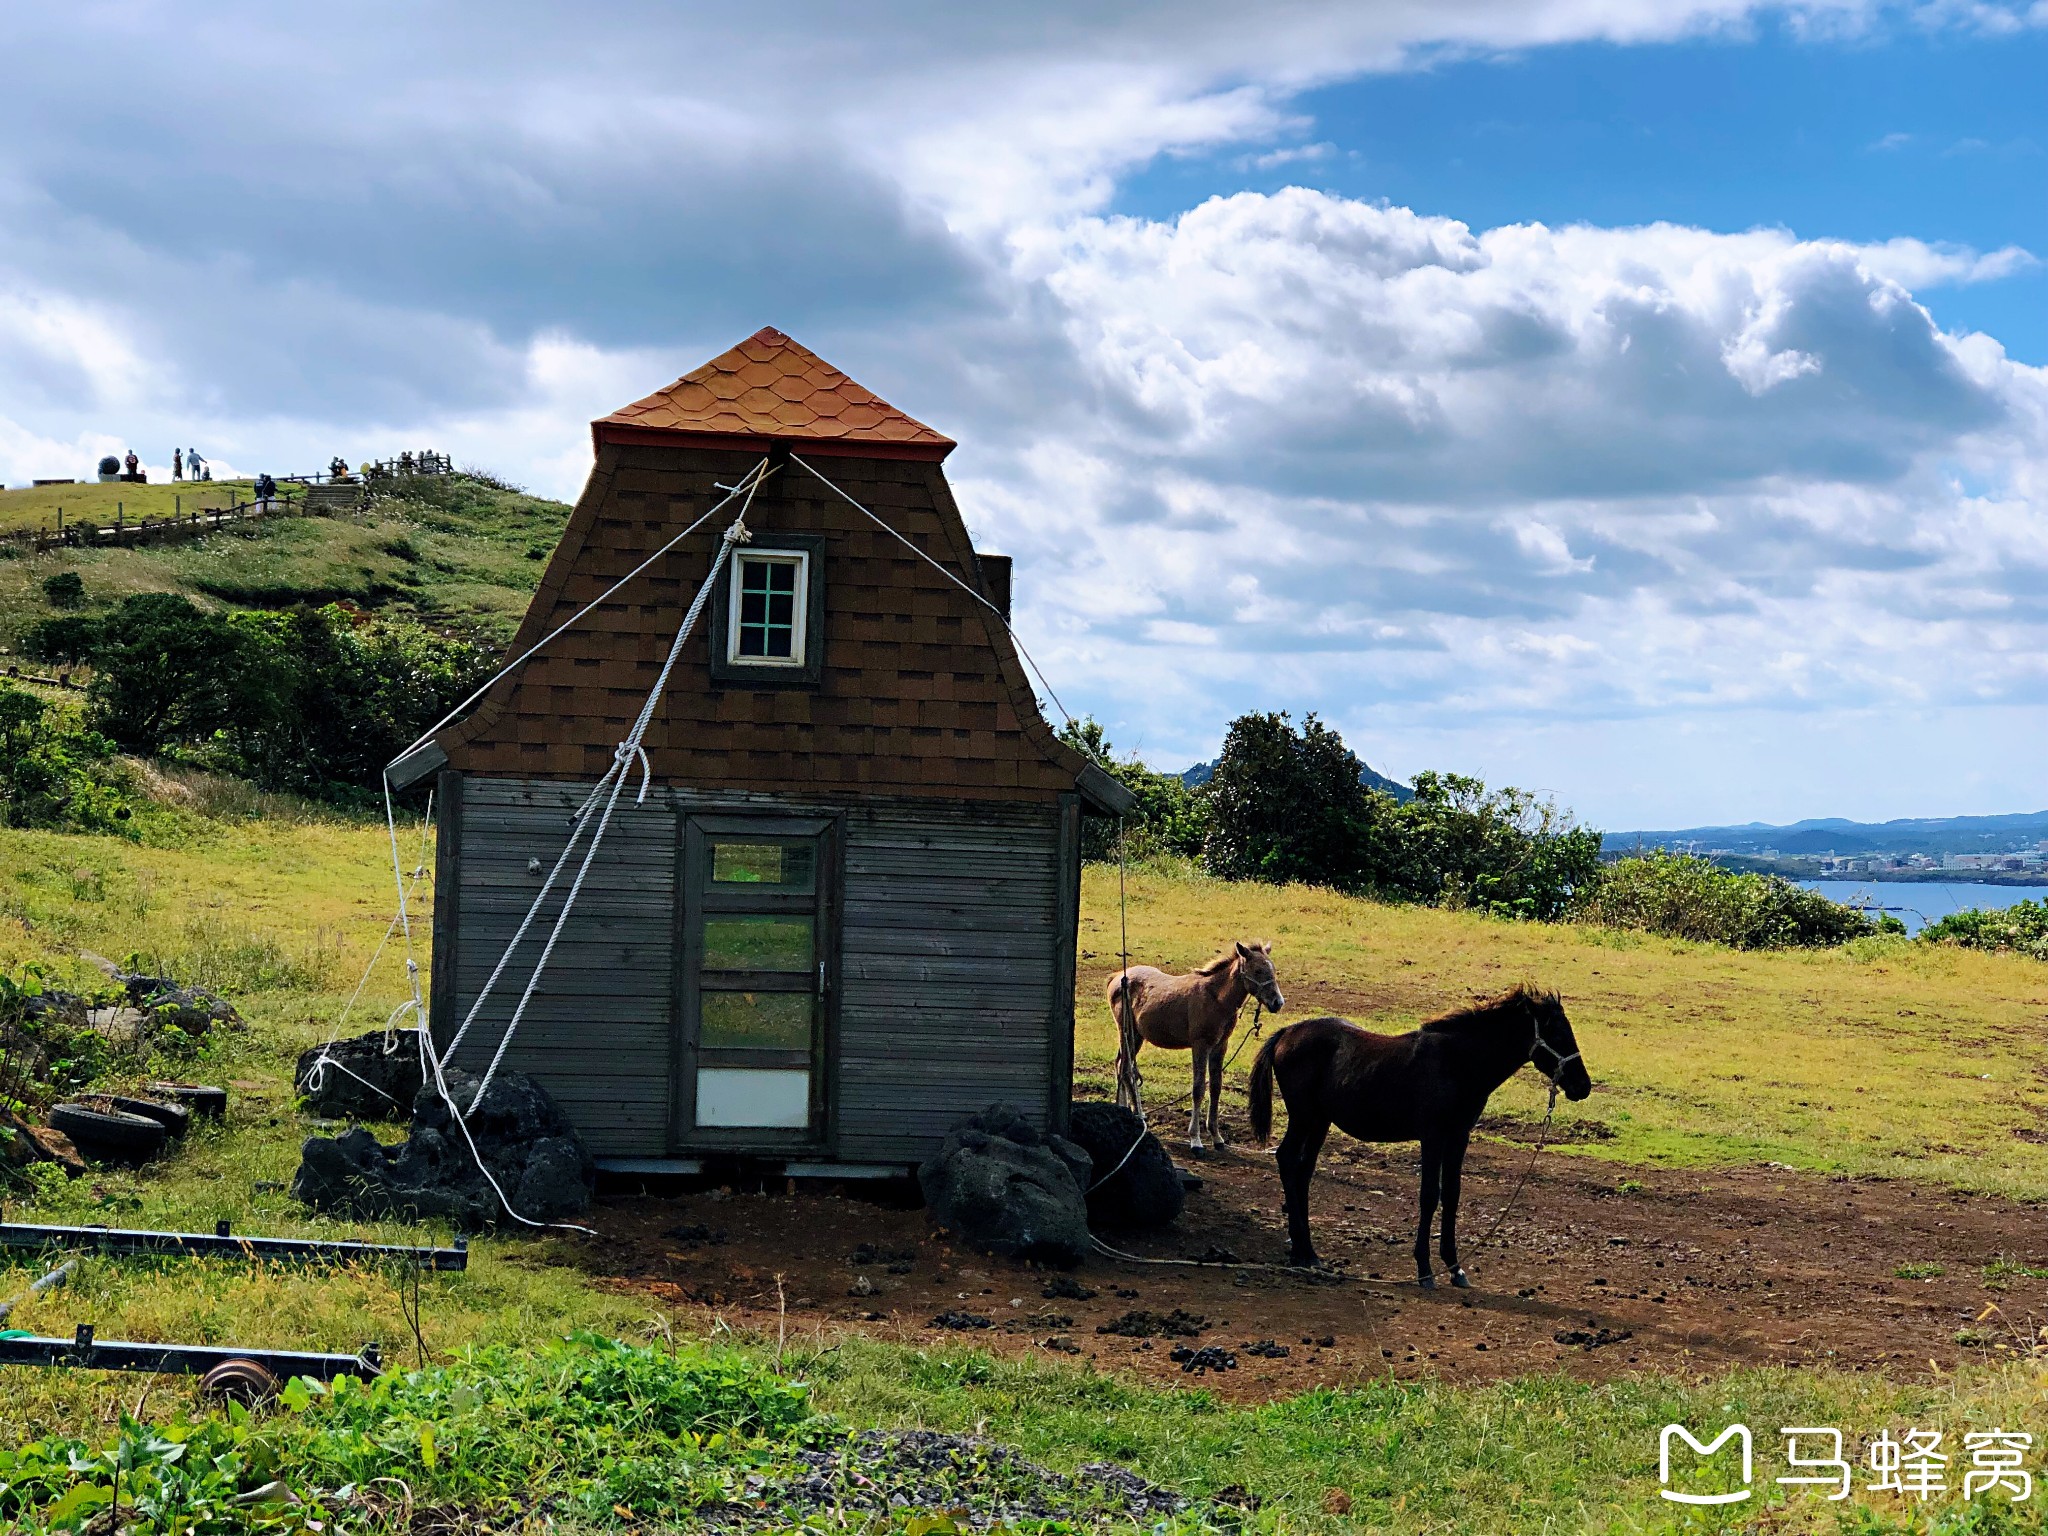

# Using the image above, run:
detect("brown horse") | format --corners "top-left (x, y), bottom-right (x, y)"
top-left (1106, 942), bottom-right (1285, 1150)
top-left (1247, 985), bottom-right (1591, 1287)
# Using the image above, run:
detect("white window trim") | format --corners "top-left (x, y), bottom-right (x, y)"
top-left (726, 548), bottom-right (810, 668)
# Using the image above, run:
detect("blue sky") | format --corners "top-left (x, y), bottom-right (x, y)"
top-left (0, 2), bottom-right (2041, 830)
top-left (1123, 21), bottom-right (2046, 360)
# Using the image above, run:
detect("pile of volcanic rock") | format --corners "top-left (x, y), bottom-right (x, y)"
top-left (291, 1068), bottom-right (594, 1231)
top-left (293, 1030), bottom-right (424, 1120)
top-left (917, 1100), bottom-right (1185, 1268)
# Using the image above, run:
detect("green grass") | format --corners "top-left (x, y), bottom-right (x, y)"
top-left (1076, 860), bottom-right (2048, 1198)
top-left (0, 476), bottom-right (570, 654)
top-left (0, 481), bottom-right (262, 536)
top-left (5, 823), bottom-right (2048, 1529)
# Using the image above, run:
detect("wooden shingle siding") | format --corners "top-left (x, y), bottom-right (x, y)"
top-left (439, 444), bottom-right (1092, 802)
top-left (432, 777), bottom-right (1069, 1165)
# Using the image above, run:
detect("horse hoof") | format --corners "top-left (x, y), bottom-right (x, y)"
top-left (1288, 1253), bottom-right (1321, 1270)
top-left (1417, 1273), bottom-right (1436, 1291)
top-left (1451, 1269), bottom-right (1471, 1289)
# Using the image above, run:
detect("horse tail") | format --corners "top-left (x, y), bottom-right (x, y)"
top-left (1248, 1029), bottom-right (1283, 1147)
top-left (1105, 974), bottom-right (1138, 1024)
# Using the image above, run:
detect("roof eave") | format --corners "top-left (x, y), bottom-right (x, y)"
top-left (592, 420), bottom-right (955, 463)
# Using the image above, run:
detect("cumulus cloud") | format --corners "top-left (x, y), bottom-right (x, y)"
top-left (964, 191), bottom-right (2048, 807)
top-left (0, 0), bottom-right (2041, 823)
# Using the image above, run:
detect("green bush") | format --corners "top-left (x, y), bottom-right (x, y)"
top-left (83, 594), bottom-right (257, 755)
top-left (1199, 712), bottom-right (1600, 919)
top-left (0, 685), bottom-right (132, 834)
top-left (0, 1335), bottom-right (830, 1532)
top-left (216, 606), bottom-right (495, 802)
top-left (19, 614), bottom-right (99, 666)
top-left (1576, 851), bottom-right (1878, 949)
top-left (1922, 900), bottom-right (2048, 961)
top-left (23, 595), bottom-right (494, 805)
top-left (1058, 718), bottom-right (1210, 861)
top-left (39, 572), bottom-right (84, 609)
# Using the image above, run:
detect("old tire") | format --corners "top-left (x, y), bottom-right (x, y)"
top-left (145, 1082), bottom-right (228, 1120)
top-left (200, 1358), bottom-right (279, 1405)
top-left (49, 1103), bottom-right (167, 1163)
top-left (111, 1096), bottom-right (192, 1139)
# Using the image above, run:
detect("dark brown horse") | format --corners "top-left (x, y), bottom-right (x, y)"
top-left (1248, 985), bottom-right (1592, 1287)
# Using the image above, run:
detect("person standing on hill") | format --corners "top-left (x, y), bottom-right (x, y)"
top-left (172, 447), bottom-right (183, 481)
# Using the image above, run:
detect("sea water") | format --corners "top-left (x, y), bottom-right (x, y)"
top-left (1798, 878), bottom-right (2048, 937)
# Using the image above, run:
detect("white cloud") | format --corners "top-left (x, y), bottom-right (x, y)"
top-left (0, 0), bottom-right (2041, 824)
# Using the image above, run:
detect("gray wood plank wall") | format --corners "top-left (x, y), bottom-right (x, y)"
top-left (436, 776), bottom-right (1067, 1162)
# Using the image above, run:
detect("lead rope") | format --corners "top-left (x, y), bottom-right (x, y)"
top-left (1470, 1071), bottom-right (1561, 1251)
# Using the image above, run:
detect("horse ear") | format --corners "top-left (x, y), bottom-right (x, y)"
top-left (1261, 940), bottom-right (1272, 954)
top-left (1234, 941), bottom-right (1251, 959)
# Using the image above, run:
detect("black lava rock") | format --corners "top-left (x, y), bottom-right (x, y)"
top-left (917, 1102), bottom-right (1093, 1267)
top-left (294, 1031), bottom-right (425, 1121)
top-left (1065, 1100), bottom-right (1185, 1230)
top-left (291, 1069), bottom-right (593, 1231)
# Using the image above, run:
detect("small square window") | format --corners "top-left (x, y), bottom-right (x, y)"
top-left (727, 551), bottom-right (808, 668)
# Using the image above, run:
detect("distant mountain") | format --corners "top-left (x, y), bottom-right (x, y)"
top-left (1180, 758), bottom-right (1415, 803)
top-left (1604, 810), bottom-right (2048, 859)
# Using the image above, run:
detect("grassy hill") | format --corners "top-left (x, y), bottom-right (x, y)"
top-left (2, 820), bottom-right (2046, 1530)
top-left (0, 474), bottom-right (574, 654)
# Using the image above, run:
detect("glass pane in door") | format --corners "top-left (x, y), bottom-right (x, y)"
top-left (702, 915), bottom-right (813, 972)
top-left (700, 991), bottom-right (813, 1051)
top-left (697, 1068), bottom-right (810, 1128)
top-left (710, 841), bottom-right (815, 890)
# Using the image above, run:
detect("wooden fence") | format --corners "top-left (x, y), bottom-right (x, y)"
top-left (6, 487), bottom-right (311, 555)
top-left (2, 452), bottom-right (454, 555)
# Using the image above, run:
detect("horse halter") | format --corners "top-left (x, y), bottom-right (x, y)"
top-left (1528, 1024), bottom-right (1581, 1087)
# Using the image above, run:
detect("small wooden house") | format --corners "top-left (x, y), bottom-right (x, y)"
top-left (396, 328), bottom-right (1131, 1174)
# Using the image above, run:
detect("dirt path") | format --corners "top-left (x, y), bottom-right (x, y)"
top-left (568, 1131), bottom-right (2048, 1401)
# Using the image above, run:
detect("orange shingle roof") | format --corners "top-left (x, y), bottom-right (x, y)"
top-left (596, 327), bottom-right (955, 459)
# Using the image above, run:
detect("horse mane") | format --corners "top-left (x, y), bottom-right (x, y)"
top-left (1419, 982), bottom-right (1556, 1034)
top-left (1194, 949), bottom-right (1239, 976)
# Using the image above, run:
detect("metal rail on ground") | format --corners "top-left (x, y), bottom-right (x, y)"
top-left (0, 1326), bottom-right (379, 1383)
top-left (0, 1219), bottom-right (468, 1270)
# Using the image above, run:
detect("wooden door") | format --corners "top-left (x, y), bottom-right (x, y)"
top-left (676, 814), bottom-right (837, 1150)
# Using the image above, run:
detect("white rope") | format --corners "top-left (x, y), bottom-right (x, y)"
top-left (789, 453), bottom-right (1078, 729)
top-left (375, 457), bottom-right (770, 1235)
top-left (391, 464), bottom-right (780, 762)
top-left (462, 462), bottom-right (766, 1111)
top-left (303, 795), bottom-right (432, 1099)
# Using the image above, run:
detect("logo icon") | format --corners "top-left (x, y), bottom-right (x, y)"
top-left (1660, 1424), bottom-right (1753, 1505)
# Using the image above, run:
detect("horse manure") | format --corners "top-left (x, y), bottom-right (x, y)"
top-left (1553, 1326), bottom-right (1633, 1350)
top-left (1114, 1287), bottom-right (1140, 1299)
top-left (850, 1243), bottom-right (916, 1268)
top-left (1042, 1275), bottom-right (1097, 1301)
top-left (1097, 1307), bottom-right (1205, 1338)
top-left (928, 1310), bottom-right (993, 1330)
top-left (1317, 1335), bottom-right (1335, 1347)
top-left (1169, 1344), bottom-right (1237, 1374)
top-left (1194, 1245), bottom-right (1241, 1265)
top-left (1004, 1312), bottom-right (1074, 1333)
top-left (1242, 1339), bottom-right (1290, 1358)
top-left (663, 1223), bottom-right (728, 1246)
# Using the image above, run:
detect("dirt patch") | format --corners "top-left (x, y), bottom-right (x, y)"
top-left (569, 1131), bottom-right (2048, 1402)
